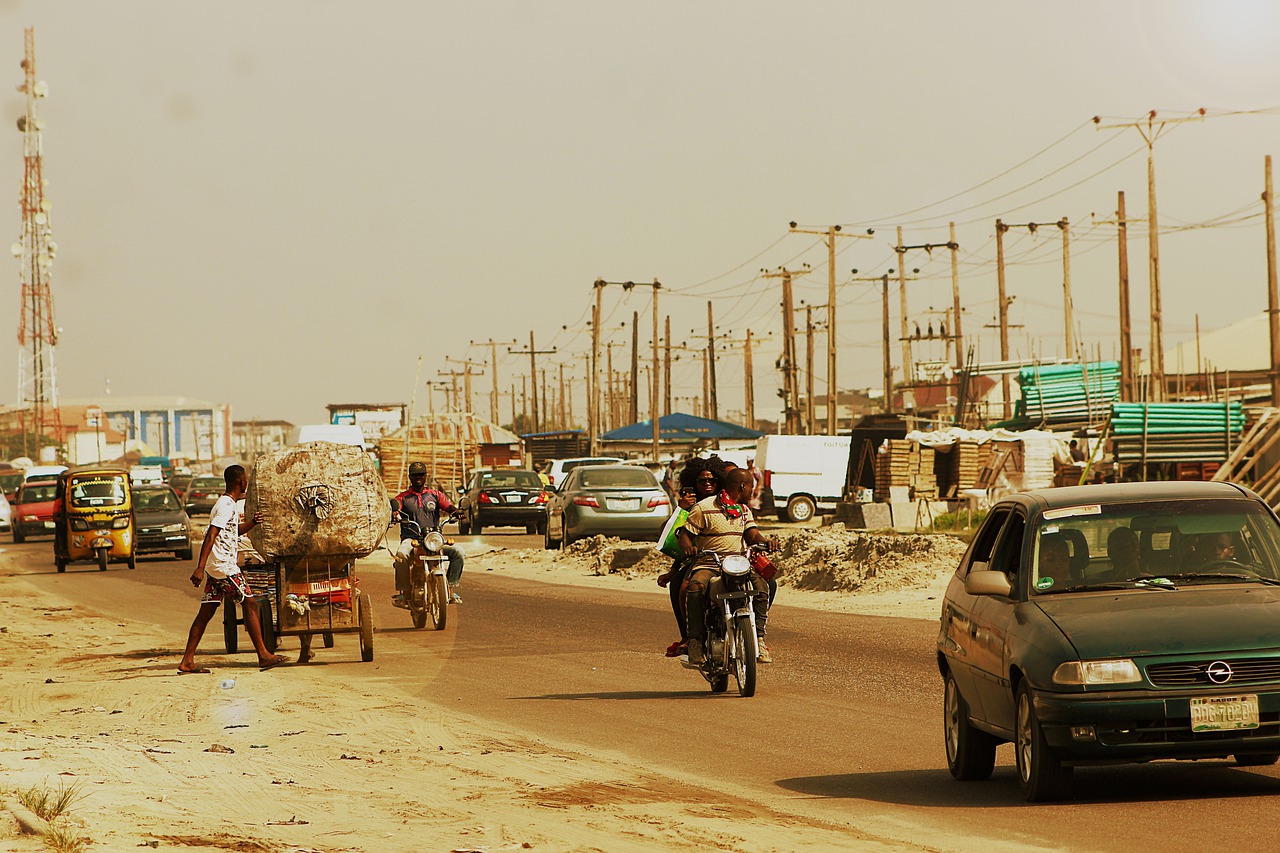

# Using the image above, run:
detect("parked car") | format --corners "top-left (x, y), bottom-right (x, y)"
top-left (12, 480), bottom-right (57, 542)
top-left (183, 475), bottom-right (224, 515)
top-left (939, 480), bottom-right (1280, 802)
top-left (0, 491), bottom-right (11, 532)
top-left (132, 485), bottom-right (193, 560)
top-left (0, 470), bottom-right (23, 503)
top-left (23, 464), bottom-right (67, 484)
top-left (543, 464), bottom-right (671, 548)
top-left (543, 456), bottom-right (623, 489)
top-left (168, 473), bottom-right (193, 495)
top-left (457, 468), bottom-right (548, 535)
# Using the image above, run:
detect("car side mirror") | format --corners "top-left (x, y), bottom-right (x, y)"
top-left (965, 569), bottom-right (1013, 598)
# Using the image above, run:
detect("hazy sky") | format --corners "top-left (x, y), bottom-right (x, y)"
top-left (4, 1), bottom-right (1280, 426)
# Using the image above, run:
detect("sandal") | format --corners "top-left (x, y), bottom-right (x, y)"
top-left (664, 640), bottom-right (687, 658)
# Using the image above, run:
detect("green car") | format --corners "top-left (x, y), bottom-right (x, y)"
top-left (938, 480), bottom-right (1280, 801)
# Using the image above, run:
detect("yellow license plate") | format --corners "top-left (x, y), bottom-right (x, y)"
top-left (1190, 695), bottom-right (1260, 732)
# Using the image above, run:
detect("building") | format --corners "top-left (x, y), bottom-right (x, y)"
top-left (326, 403), bottom-right (407, 448)
top-left (231, 419), bottom-right (295, 461)
top-left (63, 396), bottom-right (232, 463)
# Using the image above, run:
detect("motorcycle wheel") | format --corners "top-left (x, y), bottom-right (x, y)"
top-left (428, 573), bottom-right (448, 630)
top-left (732, 615), bottom-right (758, 697)
top-left (411, 604), bottom-right (428, 629)
top-left (708, 673), bottom-right (729, 693)
top-left (97, 547), bottom-right (109, 572)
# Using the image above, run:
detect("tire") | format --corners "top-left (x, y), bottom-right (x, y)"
top-left (428, 573), bottom-right (448, 630)
top-left (12, 527), bottom-right (24, 544)
top-left (544, 516), bottom-right (561, 550)
top-left (732, 615), bottom-right (758, 697)
top-left (177, 548), bottom-right (193, 561)
top-left (223, 603), bottom-right (238, 654)
top-left (97, 548), bottom-right (109, 572)
top-left (358, 592), bottom-right (374, 662)
top-left (944, 671), bottom-right (997, 780)
top-left (457, 520), bottom-right (471, 536)
top-left (472, 519), bottom-right (483, 536)
top-left (127, 552), bottom-right (136, 570)
top-left (1235, 753), bottom-right (1280, 767)
top-left (411, 605), bottom-right (428, 629)
top-left (784, 495), bottom-right (816, 524)
top-left (258, 596), bottom-right (277, 654)
top-left (536, 519), bottom-right (547, 536)
top-left (55, 555), bottom-right (66, 573)
top-left (1015, 682), bottom-right (1073, 802)
top-left (709, 673), bottom-right (729, 693)
top-left (322, 632), bottom-right (334, 649)
top-left (525, 523), bottom-right (537, 535)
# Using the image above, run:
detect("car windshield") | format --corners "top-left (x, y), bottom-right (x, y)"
top-left (70, 476), bottom-right (128, 508)
top-left (137, 490), bottom-right (181, 512)
top-left (1031, 498), bottom-right (1280, 594)
top-left (577, 468), bottom-right (656, 489)
top-left (19, 484), bottom-right (56, 502)
top-left (480, 471), bottom-right (542, 489)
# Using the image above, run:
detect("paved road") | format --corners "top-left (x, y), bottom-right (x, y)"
top-left (14, 529), bottom-right (1280, 852)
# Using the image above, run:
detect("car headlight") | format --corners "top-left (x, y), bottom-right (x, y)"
top-left (70, 518), bottom-right (89, 531)
top-left (161, 523), bottom-right (185, 533)
top-left (1052, 659), bottom-right (1143, 686)
top-left (423, 531), bottom-right (445, 553)
top-left (112, 516), bottom-right (131, 529)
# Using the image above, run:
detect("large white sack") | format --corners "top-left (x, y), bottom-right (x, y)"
top-left (245, 442), bottom-right (390, 567)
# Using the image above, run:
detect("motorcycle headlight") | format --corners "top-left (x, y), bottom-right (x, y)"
top-left (112, 516), bottom-right (131, 529)
top-left (721, 555), bottom-right (751, 576)
top-left (424, 531), bottom-right (445, 553)
top-left (1052, 659), bottom-right (1143, 686)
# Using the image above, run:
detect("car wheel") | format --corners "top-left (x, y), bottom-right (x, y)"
top-left (525, 523), bottom-right (537, 535)
top-left (544, 517), bottom-right (561, 550)
top-left (12, 527), bottom-right (23, 544)
top-left (1235, 753), bottom-right (1280, 766)
top-left (471, 516), bottom-right (483, 536)
top-left (944, 671), bottom-right (997, 781)
top-left (457, 518), bottom-right (471, 535)
top-left (784, 495), bottom-right (816, 523)
top-left (1015, 682), bottom-right (1073, 802)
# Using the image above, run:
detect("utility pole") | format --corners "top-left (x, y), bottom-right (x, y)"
top-left (1095, 109), bottom-right (1207, 400)
top-left (445, 356), bottom-right (485, 414)
top-left (438, 370), bottom-right (466, 413)
top-left (851, 270), bottom-right (915, 414)
top-left (949, 222), bottom-right (963, 371)
top-left (995, 219), bottom-right (1012, 419)
top-left (1117, 192), bottom-right (1135, 401)
top-left (789, 222), bottom-right (874, 434)
top-left (1267, 156), bottom-right (1280, 405)
top-left (1058, 217), bottom-right (1075, 358)
top-left (664, 315), bottom-right (672, 417)
top-left (509, 333), bottom-right (556, 433)
top-left (592, 278), bottom-right (662, 458)
top-left (557, 362), bottom-right (568, 429)
top-left (744, 328), bottom-right (755, 429)
top-left (762, 266), bottom-right (808, 433)
top-left (630, 310), bottom-right (640, 424)
top-left (706, 301), bottom-right (718, 422)
top-left (805, 305), bottom-right (816, 434)
top-left (894, 231), bottom-right (963, 403)
top-left (470, 338), bottom-right (515, 423)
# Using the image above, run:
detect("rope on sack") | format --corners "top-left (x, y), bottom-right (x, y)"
top-left (295, 482), bottom-right (334, 520)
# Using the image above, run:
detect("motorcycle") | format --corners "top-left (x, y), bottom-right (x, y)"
top-left (681, 544), bottom-right (770, 697)
top-left (390, 513), bottom-right (456, 631)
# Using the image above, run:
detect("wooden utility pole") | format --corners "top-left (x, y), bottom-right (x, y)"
top-left (706, 301), bottom-right (718, 422)
top-left (744, 328), bottom-right (755, 429)
top-left (949, 222), bottom-right (963, 371)
top-left (650, 282), bottom-right (660, 461)
top-left (789, 223), bottom-right (874, 434)
top-left (630, 310), bottom-right (640, 424)
top-left (469, 339), bottom-right (514, 423)
top-left (590, 279), bottom-right (604, 452)
top-left (805, 305), bottom-right (816, 434)
top-left (763, 266), bottom-right (807, 433)
top-left (606, 344), bottom-right (616, 432)
top-left (557, 362), bottom-right (567, 429)
top-left (1059, 217), bottom-right (1075, 358)
top-left (1267, 156), bottom-right (1280, 405)
top-left (445, 356), bottom-right (485, 414)
top-left (851, 271), bottom-right (912, 413)
top-left (508, 333), bottom-right (556, 432)
top-left (1117, 191), bottom-right (1134, 401)
top-left (995, 219), bottom-right (1012, 419)
top-left (896, 227), bottom-right (913, 387)
top-left (664, 315), bottom-right (672, 417)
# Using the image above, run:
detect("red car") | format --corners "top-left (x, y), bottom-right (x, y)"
top-left (13, 481), bottom-right (57, 542)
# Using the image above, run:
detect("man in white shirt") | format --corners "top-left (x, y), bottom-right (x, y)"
top-left (177, 465), bottom-right (288, 674)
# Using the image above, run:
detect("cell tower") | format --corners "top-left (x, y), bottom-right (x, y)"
top-left (14, 27), bottom-right (61, 458)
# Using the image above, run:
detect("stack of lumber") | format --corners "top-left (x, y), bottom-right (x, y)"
top-left (378, 413), bottom-right (489, 494)
top-left (875, 440), bottom-right (936, 501)
top-left (945, 440), bottom-right (991, 496)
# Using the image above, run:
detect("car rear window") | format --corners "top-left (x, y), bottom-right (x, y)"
top-left (480, 471), bottom-right (542, 489)
top-left (562, 458), bottom-right (621, 473)
top-left (19, 484), bottom-right (55, 502)
top-left (578, 468), bottom-right (657, 489)
top-left (190, 477), bottom-right (223, 489)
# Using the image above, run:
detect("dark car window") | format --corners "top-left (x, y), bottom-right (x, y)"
top-left (990, 510), bottom-right (1026, 580)
top-left (189, 476), bottom-right (223, 490)
top-left (578, 468), bottom-right (657, 489)
top-left (1032, 498), bottom-right (1280, 593)
top-left (18, 484), bottom-right (56, 503)
top-left (136, 490), bottom-right (182, 512)
top-left (71, 477), bottom-right (128, 508)
top-left (960, 506), bottom-right (1010, 577)
top-left (479, 471), bottom-right (542, 489)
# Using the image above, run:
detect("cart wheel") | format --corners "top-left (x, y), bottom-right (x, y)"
top-left (358, 593), bottom-right (374, 662)
top-left (127, 552), bottom-right (136, 570)
top-left (258, 596), bottom-right (277, 654)
top-left (322, 632), bottom-right (335, 649)
top-left (223, 601), bottom-right (238, 654)
top-left (97, 548), bottom-right (108, 571)
top-left (429, 574), bottom-right (447, 631)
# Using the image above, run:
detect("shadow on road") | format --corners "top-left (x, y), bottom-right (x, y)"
top-left (514, 689), bottom-right (720, 701)
top-left (778, 761), bottom-right (1280, 807)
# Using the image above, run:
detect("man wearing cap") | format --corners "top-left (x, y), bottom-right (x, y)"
top-left (393, 462), bottom-right (465, 604)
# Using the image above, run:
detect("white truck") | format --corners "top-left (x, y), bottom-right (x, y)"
top-left (756, 434), bottom-right (851, 522)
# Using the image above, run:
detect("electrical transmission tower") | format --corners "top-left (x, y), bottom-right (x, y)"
top-left (15, 28), bottom-right (62, 457)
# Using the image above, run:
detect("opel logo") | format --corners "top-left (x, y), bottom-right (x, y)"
top-left (1206, 661), bottom-right (1234, 684)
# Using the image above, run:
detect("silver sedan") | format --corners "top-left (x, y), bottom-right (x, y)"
top-left (544, 464), bottom-right (672, 548)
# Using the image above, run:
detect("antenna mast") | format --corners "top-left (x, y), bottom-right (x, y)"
top-left (15, 27), bottom-right (62, 458)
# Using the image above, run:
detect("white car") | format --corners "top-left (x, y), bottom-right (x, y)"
top-left (543, 456), bottom-right (623, 489)
top-left (0, 492), bottom-right (12, 531)
top-left (130, 465), bottom-right (165, 486)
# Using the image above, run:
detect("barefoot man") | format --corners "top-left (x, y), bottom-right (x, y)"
top-left (177, 464), bottom-right (288, 674)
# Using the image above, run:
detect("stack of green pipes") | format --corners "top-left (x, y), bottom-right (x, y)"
top-left (1110, 401), bottom-right (1245, 463)
top-left (1012, 361), bottom-right (1121, 427)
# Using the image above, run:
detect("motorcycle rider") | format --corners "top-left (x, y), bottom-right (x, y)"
top-left (657, 456), bottom-right (728, 657)
top-left (393, 461), bottom-right (465, 604)
top-left (678, 467), bottom-right (775, 665)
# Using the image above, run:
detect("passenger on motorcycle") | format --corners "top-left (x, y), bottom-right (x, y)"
top-left (657, 456), bottom-right (729, 657)
top-left (677, 467), bottom-right (775, 665)
top-left (394, 461), bottom-right (465, 604)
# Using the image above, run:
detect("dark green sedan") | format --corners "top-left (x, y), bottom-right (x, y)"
top-left (938, 480), bottom-right (1280, 801)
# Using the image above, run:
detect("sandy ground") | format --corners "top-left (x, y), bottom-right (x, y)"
top-left (0, 528), bottom-right (962, 853)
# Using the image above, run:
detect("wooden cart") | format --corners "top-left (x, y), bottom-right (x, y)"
top-left (223, 558), bottom-right (374, 662)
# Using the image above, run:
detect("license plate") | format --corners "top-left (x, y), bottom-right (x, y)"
top-left (606, 498), bottom-right (639, 511)
top-left (504, 493), bottom-right (522, 504)
top-left (1190, 695), bottom-right (1260, 732)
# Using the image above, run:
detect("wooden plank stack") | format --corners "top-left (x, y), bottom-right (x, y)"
top-left (874, 439), bottom-right (936, 501)
top-left (945, 440), bottom-right (992, 497)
